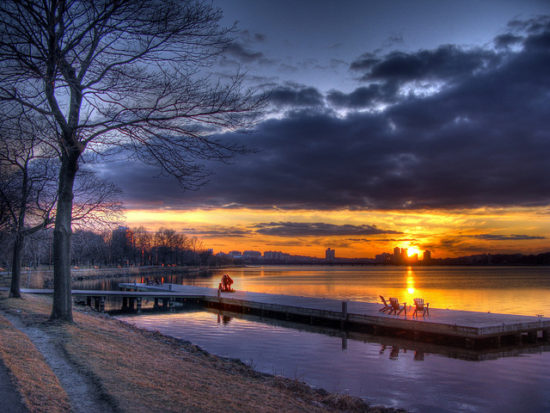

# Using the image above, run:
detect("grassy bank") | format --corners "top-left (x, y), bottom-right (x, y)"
top-left (0, 293), bottom-right (403, 412)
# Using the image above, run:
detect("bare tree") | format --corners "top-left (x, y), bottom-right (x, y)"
top-left (189, 236), bottom-right (204, 266)
top-left (1, 102), bottom-right (122, 297)
top-left (154, 227), bottom-right (187, 265)
top-left (132, 226), bottom-right (152, 265)
top-left (0, 134), bottom-right (122, 297)
top-left (0, 112), bottom-right (57, 297)
top-left (0, 1), bottom-right (261, 321)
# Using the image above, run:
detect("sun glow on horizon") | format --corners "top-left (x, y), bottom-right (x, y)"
top-left (122, 206), bottom-right (550, 258)
top-left (407, 246), bottom-right (421, 257)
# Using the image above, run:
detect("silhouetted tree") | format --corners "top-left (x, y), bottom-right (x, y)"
top-left (0, 1), bottom-right (261, 321)
top-left (132, 226), bottom-right (152, 266)
top-left (1, 105), bottom-right (122, 297)
top-left (0, 111), bottom-right (57, 297)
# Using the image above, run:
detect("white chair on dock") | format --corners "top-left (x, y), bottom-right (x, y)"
top-left (412, 298), bottom-right (429, 317)
top-left (379, 295), bottom-right (392, 313)
top-left (389, 297), bottom-right (406, 315)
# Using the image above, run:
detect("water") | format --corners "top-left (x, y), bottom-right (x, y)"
top-left (112, 266), bottom-right (550, 412)
top-left (119, 308), bottom-right (550, 412)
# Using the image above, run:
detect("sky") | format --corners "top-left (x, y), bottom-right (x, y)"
top-left (99, 0), bottom-right (550, 258)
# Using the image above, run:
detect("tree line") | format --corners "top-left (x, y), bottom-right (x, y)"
top-left (0, 226), bottom-right (215, 271)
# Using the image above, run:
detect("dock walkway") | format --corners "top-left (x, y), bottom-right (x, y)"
top-left (119, 283), bottom-right (550, 348)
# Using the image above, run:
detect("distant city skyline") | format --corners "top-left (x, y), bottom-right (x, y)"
top-left (216, 245), bottom-right (433, 262)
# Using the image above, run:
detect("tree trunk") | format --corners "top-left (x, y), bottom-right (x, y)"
top-left (9, 233), bottom-right (24, 298)
top-left (50, 156), bottom-right (79, 322)
top-left (9, 164), bottom-right (29, 298)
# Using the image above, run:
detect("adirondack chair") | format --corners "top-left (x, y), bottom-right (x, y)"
top-left (379, 295), bottom-right (392, 313)
top-left (389, 297), bottom-right (406, 315)
top-left (412, 298), bottom-right (429, 317)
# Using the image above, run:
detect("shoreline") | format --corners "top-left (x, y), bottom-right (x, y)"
top-left (0, 292), bottom-right (405, 412)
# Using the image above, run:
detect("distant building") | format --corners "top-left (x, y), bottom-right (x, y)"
top-left (325, 248), bottom-right (335, 261)
top-left (393, 247), bottom-right (407, 264)
top-left (263, 251), bottom-right (291, 261)
top-left (423, 250), bottom-right (431, 262)
top-left (229, 250), bottom-right (242, 258)
top-left (375, 252), bottom-right (392, 264)
top-left (243, 250), bottom-right (262, 258)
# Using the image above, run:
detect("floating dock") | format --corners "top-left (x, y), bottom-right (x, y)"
top-left (5, 284), bottom-right (550, 349)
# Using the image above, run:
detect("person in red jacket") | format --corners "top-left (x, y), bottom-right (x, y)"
top-left (219, 274), bottom-right (234, 292)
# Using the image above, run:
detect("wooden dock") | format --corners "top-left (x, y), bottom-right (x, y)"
top-left (118, 283), bottom-right (550, 349)
top-left (4, 284), bottom-right (550, 349)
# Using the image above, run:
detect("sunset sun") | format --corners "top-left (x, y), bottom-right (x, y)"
top-left (407, 247), bottom-right (421, 257)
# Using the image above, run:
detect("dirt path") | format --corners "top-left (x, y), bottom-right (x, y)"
top-left (0, 360), bottom-right (27, 413)
top-left (1, 311), bottom-right (115, 413)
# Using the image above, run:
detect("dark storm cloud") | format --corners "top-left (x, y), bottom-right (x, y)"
top-left (108, 16), bottom-right (550, 211)
top-left (472, 234), bottom-right (546, 241)
top-left (238, 30), bottom-right (267, 43)
top-left (327, 83), bottom-right (398, 108)
top-left (224, 42), bottom-right (264, 62)
top-left (349, 53), bottom-right (379, 71)
top-left (494, 33), bottom-right (523, 49)
top-left (524, 30), bottom-right (550, 51)
top-left (253, 222), bottom-right (401, 237)
top-left (254, 33), bottom-right (266, 42)
top-left (268, 85), bottom-right (324, 107)
top-left (508, 16), bottom-right (550, 34)
top-left (351, 45), bottom-right (500, 84)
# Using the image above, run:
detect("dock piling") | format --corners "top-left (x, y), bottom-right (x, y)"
top-left (342, 336), bottom-right (347, 350)
top-left (341, 301), bottom-right (348, 329)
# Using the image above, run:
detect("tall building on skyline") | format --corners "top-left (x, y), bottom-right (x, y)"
top-left (423, 250), bottom-right (432, 262)
top-left (325, 248), bottom-right (335, 261)
top-left (393, 247), bottom-right (401, 257)
top-left (392, 247), bottom-right (408, 264)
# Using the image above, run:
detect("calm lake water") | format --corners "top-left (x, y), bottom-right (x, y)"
top-left (112, 265), bottom-right (550, 412)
